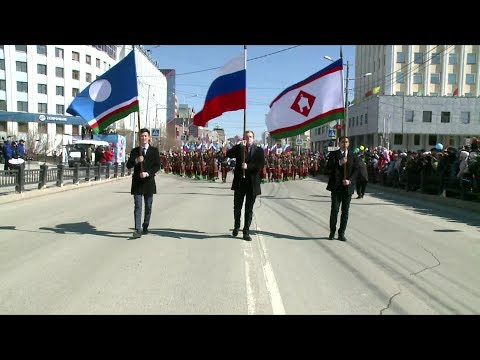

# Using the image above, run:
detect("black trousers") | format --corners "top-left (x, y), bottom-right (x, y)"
top-left (233, 190), bottom-right (257, 234)
top-left (356, 179), bottom-right (367, 196)
top-left (329, 190), bottom-right (352, 235)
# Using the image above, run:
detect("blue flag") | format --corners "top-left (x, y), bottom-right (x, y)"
top-left (67, 50), bottom-right (139, 134)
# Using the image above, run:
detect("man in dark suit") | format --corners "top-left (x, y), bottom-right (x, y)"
top-left (126, 128), bottom-right (161, 239)
top-left (226, 130), bottom-right (265, 241)
top-left (356, 153), bottom-right (368, 199)
top-left (326, 136), bottom-right (359, 241)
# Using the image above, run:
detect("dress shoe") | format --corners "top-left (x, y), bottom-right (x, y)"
top-left (338, 234), bottom-right (347, 241)
top-left (356, 195), bottom-right (361, 199)
top-left (328, 232), bottom-right (335, 240)
top-left (132, 230), bottom-right (142, 239)
top-left (243, 233), bottom-right (252, 241)
top-left (232, 228), bottom-right (239, 237)
top-left (142, 228), bottom-right (149, 235)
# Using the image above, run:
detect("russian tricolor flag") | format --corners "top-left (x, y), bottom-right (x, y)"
top-left (193, 52), bottom-right (246, 127)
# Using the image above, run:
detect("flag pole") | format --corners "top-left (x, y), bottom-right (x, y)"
top-left (340, 46), bottom-right (348, 180)
top-left (242, 45), bottom-right (247, 178)
top-left (132, 46), bottom-right (144, 173)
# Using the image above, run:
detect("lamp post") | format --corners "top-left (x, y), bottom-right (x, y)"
top-left (181, 94), bottom-right (198, 138)
top-left (324, 56), bottom-right (371, 146)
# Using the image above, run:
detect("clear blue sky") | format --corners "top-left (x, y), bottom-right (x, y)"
top-left (145, 45), bottom-right (355, 140)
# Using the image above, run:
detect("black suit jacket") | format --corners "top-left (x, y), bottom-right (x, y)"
top-left (126, 145), bottom-right (161, 195)
top-left (326, 149), bottom-right (359, 195)
top-left (226, 144), bottom-right (265, 196)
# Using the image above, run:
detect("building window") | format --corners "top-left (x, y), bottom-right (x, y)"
top-left (394, 134), bottom-right (403, 145)
top-left (396, 72), bottom-right (406, 83)
top-left (16, 61), bottom-right (27, 72)
top-left (72, 125), bottom-right (79, 136)
top-left (56, 124), bottom-right (64, 135)
top-left (56, 86), bottom-right (64, 96)
top-left (38, 123), bottom-right (47, 134)
top-left (466, 73), bottom-right (475, 85)
top-left (428, 135), bottom-right (437, 146)
top-left (365, 113), bottom-right (368, 124)
top-left (355, 116), bottom-right (358, 127)
top-left (360, 114), bottom-right (363, 126)
top-left (15, 45), bottom-right (27, 52)
top-left (448, 53), bottom-right (458, 65)
top-left (37, 45), bottom-right (47, 55)
top-left (56, 67), bottom-right (64, 78)
top-left (17, 81), bottom-right (28, 93)
top-left (448, 73), bottom-right (457, 84)
top-left (38, 84), bottom-right (47, 94)
top-left (413, 134), bottom-right (420, 146)
top-left (405, 110), bottom-right (414, 122)
top-left (38, 103), bottom-right (47, 113)
top-left (18, 122), bottom-right (28, 133)
top-left (441, 111), bottom-right (450, 123)
top-left (17, 101), bottom-right (28, 112)
top-left (467, 53), bottom-right (477, 64)
top-left (431, 73), bottom-right (440, 84)
top-left (423, 111), bottom-right (432, 122)
top-left (430, 92), bottom-right (438, 97)
top-left (0, 100), bottom-right (6, 111)
top-left (461, 112), bottom-right (470, 124)
top-left (0, 79), bottom-right (5, 91)
top-left (414, 52), bottom-right (423, 64)
top-left (55, 47), bottom-right (64, 59)
top-left (72, 51), bottom-right (80, 62)
top-left (413, 73), bottom-right (423, 84)
top-left (72, 70), bottom-right (80, 80)
top-left (431, 53), bottom-right (441, 64)
top-left (96, 58), bottom-right (101, 68)
top-left (37, 64), bottom-right (47, 75)
top-left (72, 88), bottom-right (79, 97)
top-left (0, 59), bottom-right (4, 70)
top-left (396, 52), bottom-right (405, 63)
top-left (56, 104), bottom-right (64, 114)
top-left (86, 72), bottom-right (92, 82)
top-left (86, 55), bottom-right (91, 64)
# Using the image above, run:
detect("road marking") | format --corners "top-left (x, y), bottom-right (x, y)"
top-left (243, 242), bottom-right (256, 315)
top-left (254, 220), bottom-right (286, 315)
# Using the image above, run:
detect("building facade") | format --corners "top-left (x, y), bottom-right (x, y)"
top-left (0, 44), bottom-right (168, 154)
top-left (310, 45), bottom-right (480, 152)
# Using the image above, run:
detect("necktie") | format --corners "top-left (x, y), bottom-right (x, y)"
top-left (143, 147), bottom-right (147, 156)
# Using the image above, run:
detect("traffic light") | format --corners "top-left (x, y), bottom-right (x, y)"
top-left (336, 124), bottom-right (342, 131)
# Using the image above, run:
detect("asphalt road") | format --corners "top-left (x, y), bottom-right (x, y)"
top-left (0, 172), bottom-right (479, 314)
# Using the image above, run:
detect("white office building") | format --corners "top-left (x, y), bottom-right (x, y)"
top-left (0, 45), bottom-right (167, 154)
top-left (311, 45), bottom-right (480, 152)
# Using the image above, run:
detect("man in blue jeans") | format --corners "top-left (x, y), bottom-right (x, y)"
top-left (126, 128), bottom-right (161, 239)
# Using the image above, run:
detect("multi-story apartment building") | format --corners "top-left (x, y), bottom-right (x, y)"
top-left (311, 45), bottom-right (480, 152)
top-left (0, 45), bottom-right (167, 154)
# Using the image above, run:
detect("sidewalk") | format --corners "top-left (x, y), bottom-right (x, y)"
top-left (315, 174), bottom-right (480, 214)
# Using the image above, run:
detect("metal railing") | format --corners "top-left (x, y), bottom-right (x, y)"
top-left (0, 162), bottom-right (130, 194)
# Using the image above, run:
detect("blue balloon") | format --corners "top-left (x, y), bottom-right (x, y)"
top-left (435, 143), bottom-right (443, 151)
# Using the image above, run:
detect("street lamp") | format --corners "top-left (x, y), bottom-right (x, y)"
top-left (324, 56), bottom-right (371, 144)
top-left (180, 94), bottom-right (198, 138)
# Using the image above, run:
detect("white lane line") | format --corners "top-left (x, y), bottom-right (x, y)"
top-left (243, 241), bottom-right (256, 315)
top-left (255, 222), bottom-right (286, 315)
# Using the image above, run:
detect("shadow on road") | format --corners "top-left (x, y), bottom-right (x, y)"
top-left (252, 229), bottom-right (329, 241)
top-left (39, 221), bottom-right (130, 239)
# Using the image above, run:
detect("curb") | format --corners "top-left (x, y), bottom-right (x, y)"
top-left (0, 176), bottom-right (131, 206)
top-left (315, 175), bottom-right (480, 214)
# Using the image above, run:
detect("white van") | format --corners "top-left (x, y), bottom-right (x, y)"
top-left (66, 139), bottom-right (110, 167)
